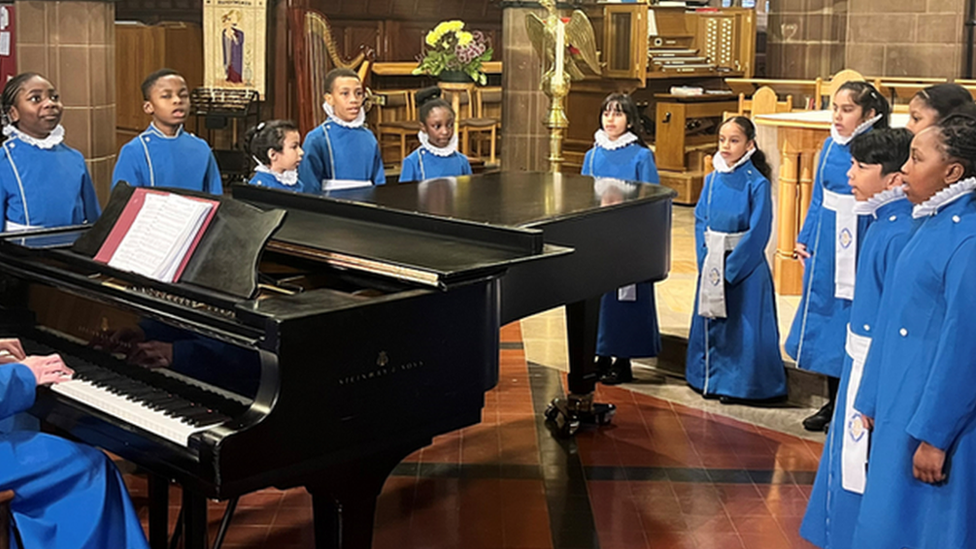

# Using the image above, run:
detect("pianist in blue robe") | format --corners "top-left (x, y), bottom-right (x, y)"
top-left (298, 89), bottom-right (385, 192)
top-left (0, 349), bottom-right (150, 549)
top-left (113, 124), bottom-right (223, 194)
top-left (685, 118), bottom-right (786, 402)
top-left (800, 129), bottom-right (916, 549)
top-left (852, 120), bottom-right (976, 549)
top-left (0, 125), bottom-right (101, 232)
top-left (581, 93), bottom-right (660, 383)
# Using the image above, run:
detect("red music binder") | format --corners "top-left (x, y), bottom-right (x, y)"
top-left (94, 188), bottom-right (219, 283)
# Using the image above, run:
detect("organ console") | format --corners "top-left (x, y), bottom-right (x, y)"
top-left (0, 173), bottom-right (674, 549)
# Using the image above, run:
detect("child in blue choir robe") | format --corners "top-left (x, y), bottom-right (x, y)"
top-left (0, 73), bottom-right (100, 231)
top-left (399, 87), bottom-right (472, 182)
top-left (906, 83), bottom-right (976, 135)
top-left (800, 128), bottom-right (916, 549)
top-left (298, 68), bottom-right (385, 192)
top-left (245, 120), bottom-right (310, 192)
top-left (581, 93), bottom-right (660, 384)
top-left (785, 81), bottom-right (890, 432)
top-left (850, 114), bottom-right (976, 549)
top-left (113, 68), bottom-right (223, 194)
top-left (0, 339), bottom-right (150, 549)
top-left (685, 117), bottom-right (786, 403)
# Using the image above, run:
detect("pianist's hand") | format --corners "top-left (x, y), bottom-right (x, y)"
top-left (0, 338), bottom-right (27, 364)
top-left (128, 341), bottom-right (173, 369)
top-left (21, 354), bottom-right (74, 386)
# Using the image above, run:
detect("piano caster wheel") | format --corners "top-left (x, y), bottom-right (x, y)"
top-left (554, 412), bottom-right (580, 437)
top-left (590, 403), bottom-right (616, 426)
top-left (544, 396), bottom-right (616, 437)
top-left (544, 403), bottom-right (560, 422)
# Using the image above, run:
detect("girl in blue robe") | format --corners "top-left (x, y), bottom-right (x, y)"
top-left (581, 93), bottom-right (660, 384)
top-left (851, 115), bottom-right (976, 549)
top-left (245, 120), bottom-right (311, 192)
top-left (785, 81), bottom-right (890, 431)
top-left (299, 68), bottom-right (385, 192)
top-left (0, 73), bottom-right (100, 232)
top-left (113, 69), bottom-right (222, 194)
top-left (800, 128), bottom-right (916, 549)
top-left (0, 341), bottom-right (150, 549)
top-left (399, 89), bottom-right (472, 182)
top-left (685, 117), bottom-right (786, 402)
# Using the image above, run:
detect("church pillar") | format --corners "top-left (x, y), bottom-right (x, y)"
top-left (501, 1), bottom-right (550, 172)
top-left (15, 0), bottom-right (116, 203)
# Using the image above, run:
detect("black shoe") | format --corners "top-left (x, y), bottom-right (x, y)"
top-left (601, 358), bottom-right (633, 385)
top-left (803, 402), bottom-right (833, 432)
top-left (595, 355), bottom-right (612, 377)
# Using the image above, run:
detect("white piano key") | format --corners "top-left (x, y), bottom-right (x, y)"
top-left (50, 379), bottom-right (222, 447)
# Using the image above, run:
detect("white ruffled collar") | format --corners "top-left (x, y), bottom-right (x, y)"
top-left (323, 101), bottom-right (366, 128)
top-left (854, 186), bottom-right (906, 216)
top-left (912, 177), bottom-right (976, 218)
top-left (254, 163), bottom-right (300, 187)
top-left (2, 124), bottom-right (65, 149)
top-left (594, 130), bottom-right (638, 150)
top-left (147, 122), bottom-right (183, 139)
top-left (418, 131), bottom-right (458, 157)
top-left (830, 114), bottom-right (882, 145)
top-left (711, 147), bottom-right (755, 173)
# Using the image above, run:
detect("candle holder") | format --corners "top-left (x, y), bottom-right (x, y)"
top-left (526, 0), bottom-right (601, 173)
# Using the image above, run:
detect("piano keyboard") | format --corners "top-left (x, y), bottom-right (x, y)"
top-left (21, 336), bottom-right (236, 448)
top-left (51, 379), bottom-right (224, 447)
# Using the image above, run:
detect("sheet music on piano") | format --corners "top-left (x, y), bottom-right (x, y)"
top-left (94, 190), bottom-right (219, 283)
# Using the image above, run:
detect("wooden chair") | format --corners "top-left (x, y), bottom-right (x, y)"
top-left (0, 490), bottom-right (13, 549)
top-left (461, 87), bottom-right (501, 165)
top-left (871, 77), bottom-right (947, 105)
top-left (738, 86), bottom-right (793, 117)
top-left (375, 89), bottom-right (418, 167)
top-left (725, 77), bottom-right (821, 109)
top-left (822, 69), bottom-right (865, 105)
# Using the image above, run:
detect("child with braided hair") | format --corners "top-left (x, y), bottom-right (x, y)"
top-left (851, 113), bottom-right (976, 549)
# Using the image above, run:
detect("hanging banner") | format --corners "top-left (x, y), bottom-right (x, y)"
top-left (202, 0), bottom-right (266, 98)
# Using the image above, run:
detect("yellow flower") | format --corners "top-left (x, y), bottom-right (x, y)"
top-left (445, 20), bottom-right (464, 33)
top-left (457, 31), bottom-right (473, 46)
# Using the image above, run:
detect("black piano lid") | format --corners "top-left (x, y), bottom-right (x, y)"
top-left (307, 172), bottom-right (677, 228)
top-left (232, 185), bottom-right (572, 289)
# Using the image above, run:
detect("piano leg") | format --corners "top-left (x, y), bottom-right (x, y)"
top-left (182, 490), bottom-right (209, 549)
top-left (306, 443), bottom-right (422, 549)
top-left (544, 297), bottom-right (616, 436)
top-left (148, 474), bottom-right (170, 549)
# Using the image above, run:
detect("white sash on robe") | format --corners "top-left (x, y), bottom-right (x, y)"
top-left (697, 229), bottom-right (745, 319)
top-left (822, 189), bottom-right (857, 300)
top-left (3, 220), bottom-right (41, 232)
top-left (842, 324), bottom-right (871, 494)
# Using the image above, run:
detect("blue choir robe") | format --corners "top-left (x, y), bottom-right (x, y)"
top-left (785, 136), bottom-right (873, 377)
top-left (248, 170), bottom-right (310, 193)
top-left (685, 159), bottom-right (787, 400)
top-left (0, 363), bottom-right (150, 549)
top-left (398, 148), bottom-right (472, 182)
top-left (582, 142), bottom-right (661, 358)
top-left (298, 121), bottom-right (385, 193)
top-left (0, 136), bottom-right (101, 231)
top-left (800, 192), bottom-right (916, 549)
top-left (113, 124), bottom-right (223, 194)
top-left (851, 186), bottom-right (976, 549)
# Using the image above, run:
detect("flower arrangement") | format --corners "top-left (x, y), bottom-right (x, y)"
top-left (413, 20), bottom-right (493, 85)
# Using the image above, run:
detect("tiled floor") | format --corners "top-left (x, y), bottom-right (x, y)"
top-left (124, 321), bottom-right (822, 549)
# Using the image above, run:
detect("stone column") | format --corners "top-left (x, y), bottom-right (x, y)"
top-left (15, 0), bottom-right (116, 204)
top-left (501, 1), bottom-right (550, 172)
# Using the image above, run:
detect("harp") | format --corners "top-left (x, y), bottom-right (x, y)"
top-left (290, 8), bottom-right (373, 135)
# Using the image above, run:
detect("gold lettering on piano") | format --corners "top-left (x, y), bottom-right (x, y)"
top-left (337, 357), bottom-right (426, 386)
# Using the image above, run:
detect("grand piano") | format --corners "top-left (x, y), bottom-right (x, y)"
top-left (0, 173), bottom-right (673, 549)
